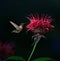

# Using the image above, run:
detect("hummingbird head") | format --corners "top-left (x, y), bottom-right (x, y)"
top-left (19, 23), bottom-right (24, 26)
top-left (19, 23), bottom-right (25, 29)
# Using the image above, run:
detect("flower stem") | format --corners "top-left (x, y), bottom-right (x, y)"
top-left (27, 38), bottom-right (39, 61)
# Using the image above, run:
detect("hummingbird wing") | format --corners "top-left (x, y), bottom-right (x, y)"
top-left (10, 21), bottom-right (20, 30)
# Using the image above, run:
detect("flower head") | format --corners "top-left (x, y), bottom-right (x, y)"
top-left (0, 42), bottom-right (14, 58)
top-left (26, 14), bottom-right (54, 33)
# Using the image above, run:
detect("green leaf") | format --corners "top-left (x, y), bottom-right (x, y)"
top-left (32, 57), bottom-right (55, 61)
top-left (6, 56), bottom-right (25, 61)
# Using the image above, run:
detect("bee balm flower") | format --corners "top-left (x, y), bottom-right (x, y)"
top-left (26, 14), bottom-right (55, 61)
top-left (26, 15), bottom-right (54, 33)
top-left (0, 42), bottom-right (14, 58)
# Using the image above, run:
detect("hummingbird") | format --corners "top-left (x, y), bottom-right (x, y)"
top-left (10, 21), bottom-right (24, 33)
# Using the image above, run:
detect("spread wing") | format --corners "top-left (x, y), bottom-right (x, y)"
top-left (10, 21), bottom-right (20, 30)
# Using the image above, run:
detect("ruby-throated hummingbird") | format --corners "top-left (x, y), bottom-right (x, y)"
top-left (10, 21), bottom-right (24, 33)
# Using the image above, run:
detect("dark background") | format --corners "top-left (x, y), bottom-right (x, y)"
top-left (0, 0), bottom-right (60, 61)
